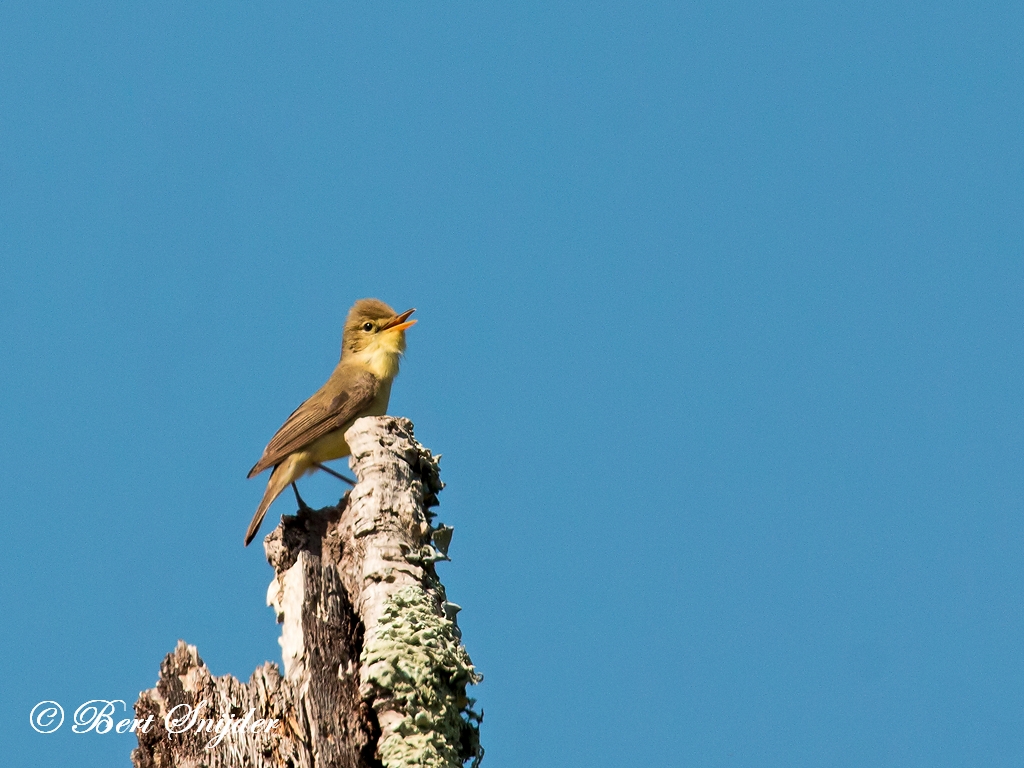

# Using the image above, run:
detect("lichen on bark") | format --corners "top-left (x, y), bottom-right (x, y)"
top-left (132, 416), bottom-right (482, 768)
top-left (362, 586), bottom-right (483, 768)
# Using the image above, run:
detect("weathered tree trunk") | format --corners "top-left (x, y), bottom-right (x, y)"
top-left (132, 416), bottom-right (482, 768)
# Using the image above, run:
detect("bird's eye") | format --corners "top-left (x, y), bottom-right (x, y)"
top-left (362, 322), bottom-right (374, 332)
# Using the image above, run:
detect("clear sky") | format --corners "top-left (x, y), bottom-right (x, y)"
top-left (2, 2), bottom-right (1022, 766)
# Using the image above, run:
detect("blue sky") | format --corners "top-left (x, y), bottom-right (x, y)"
top-left (2, 2), bottom-right (1023, 766)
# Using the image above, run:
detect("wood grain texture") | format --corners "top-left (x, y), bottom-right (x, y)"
top-left (132, 416), bottom-right (482, 768)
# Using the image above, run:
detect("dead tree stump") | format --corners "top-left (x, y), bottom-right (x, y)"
top-left (132, 416), bottom-right (482, 768)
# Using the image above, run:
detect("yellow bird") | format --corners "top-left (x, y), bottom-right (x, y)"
top-left (245, 298), bottom-right (416, 546)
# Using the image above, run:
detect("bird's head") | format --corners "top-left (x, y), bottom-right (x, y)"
top-left (341, 299), bottom-right (416, 378)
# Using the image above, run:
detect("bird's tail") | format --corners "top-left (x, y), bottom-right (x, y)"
top-left (245, 453), bottom-right (304, 546)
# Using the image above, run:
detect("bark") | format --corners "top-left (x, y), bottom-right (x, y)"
top-left (132, 416), bottom-right (482, 768)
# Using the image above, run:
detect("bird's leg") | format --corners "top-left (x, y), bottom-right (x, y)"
top-left (291, 482), bottom-right (313, 512)
top-left (315, 462), bottom-right (357, 486)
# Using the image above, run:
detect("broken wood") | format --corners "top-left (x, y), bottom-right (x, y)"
top-left (132, 416), bottom-right (482, 768)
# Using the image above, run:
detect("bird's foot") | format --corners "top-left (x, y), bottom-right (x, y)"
top-left (291, 482), bottom-right (313, 512)
top-left (315, 462), bottom-right (356, 486)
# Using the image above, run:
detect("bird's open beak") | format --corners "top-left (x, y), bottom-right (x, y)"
top-left (382, 308), bottom-right (417, 333)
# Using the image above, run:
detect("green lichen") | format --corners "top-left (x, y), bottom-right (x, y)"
top-left (362, 586), bottom-right (483, 768)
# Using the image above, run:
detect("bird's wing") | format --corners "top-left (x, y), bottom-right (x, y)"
top-left (247, 366), bottom-right (380, 478)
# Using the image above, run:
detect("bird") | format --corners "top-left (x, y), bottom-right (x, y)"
top-left (244, 298), bottom-right (416, 546)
